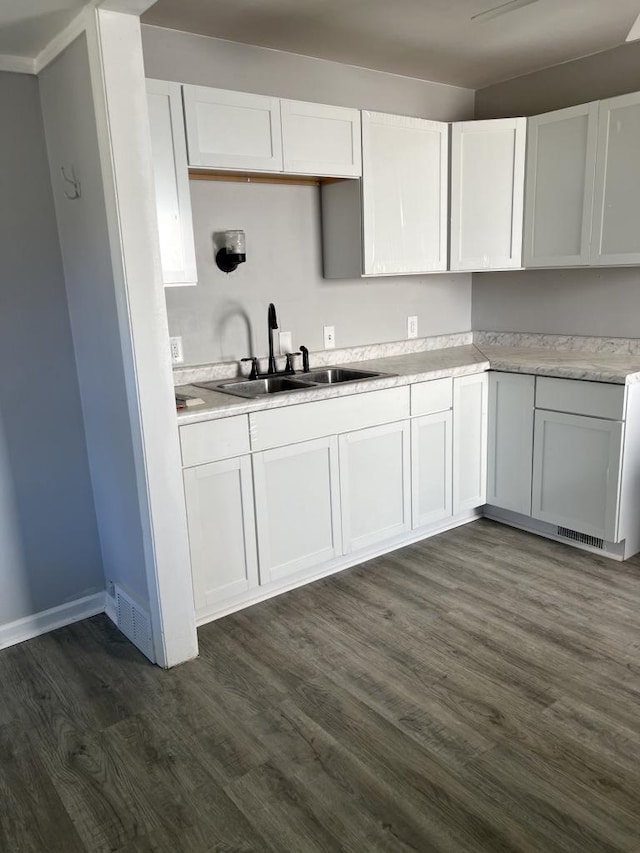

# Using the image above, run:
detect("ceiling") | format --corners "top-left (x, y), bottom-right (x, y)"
top-left (0, 0), bottom-right (86, 58)
top-left (141, 0), bottom-right (640, 89)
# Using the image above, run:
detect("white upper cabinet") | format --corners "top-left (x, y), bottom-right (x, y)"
top-left (183, 85), bottom-right (283, 171)
top-left (592, 91), bottom-right (640, 266)
top-left (361, 111), bottom-right (449, 275)
top-left (450, 118), bottom-right (527, 271)
top-left (524, 103), bottom-right (598, 268)
top-left (146, 79), bottom-right (197, 286)
top-left (280, 100), bottom-right (361, 177)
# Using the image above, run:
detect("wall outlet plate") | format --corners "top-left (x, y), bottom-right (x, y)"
top-left (407, 316), bottom-right (418, 339)
top-left (279, 331), bottom-right (292, 354)
top-left (169, 336), bottom-right (184, 365)
top-left (324, 325), bottom-right (335, 349)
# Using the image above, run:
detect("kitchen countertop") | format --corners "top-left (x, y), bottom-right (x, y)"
top-left (481, 345), bottom-right (640, 385)
top-left (175, 345), bottom-right (488, 424)
top-left (175, 343), bottom-right (640, 425)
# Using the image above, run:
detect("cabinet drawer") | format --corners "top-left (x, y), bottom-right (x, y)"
top-left (250, 386), bottom-right (410, 451)
top-left (536, 377), bottom-right (625, 421)
top-left (411, 377), bottom-right (453, 416)
top-left (180, 415), bottom-right (250, 467)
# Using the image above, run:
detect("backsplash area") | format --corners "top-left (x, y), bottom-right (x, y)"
top-left (164, 179), bottom-right (472, 366)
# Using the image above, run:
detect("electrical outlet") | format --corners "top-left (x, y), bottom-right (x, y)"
top-left (324, 325), bottom-right (335, 349)
top-left (279, 331), bottom-right (292, 354)
top-left (407, 316), bottom-right (418, 339)
top-left (169, 336), bottom-right (184, 365)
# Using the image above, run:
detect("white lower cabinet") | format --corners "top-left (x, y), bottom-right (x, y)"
top-left (453, 374), bottom-right (488, 513)
top-left (253, 436), bottom-right (342, 583)
top-left (411, 411), bottom-right (453, 528)
top-left (183, 455), bottom-right (258, 610)
top-left (531, 409), bottom-right (623, 542)
top-left (487, 372), bottom-right (535, 515)
top-left (339, 421), bottom-right (411, 553)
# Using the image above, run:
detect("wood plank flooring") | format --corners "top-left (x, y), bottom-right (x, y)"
top-left (3, 519), bottom-right (640, 851)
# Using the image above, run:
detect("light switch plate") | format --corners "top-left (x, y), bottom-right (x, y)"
top-left (407, 316), bottom-right (418, 339)
top-left (324, 325), bottom-right (335, 349)
top-left (279, 331), bottom-right (292, 354)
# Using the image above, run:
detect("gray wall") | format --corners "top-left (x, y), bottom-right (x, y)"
top-left (0, 72), bottom-right (103, 627)
top-left (167, 180), bottom-right (472, 365)
top-left (473, 42), bottom-right (640, 337)
top-left (142, 26), bottom-right (474, 365)
top-left (40, 36), bottom-right (149, 604)
top-left (475, 41), bottom-right (640, 120)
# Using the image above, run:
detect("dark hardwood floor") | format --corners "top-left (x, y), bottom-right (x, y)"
top-left (3, 519), bottom-right (640, 852)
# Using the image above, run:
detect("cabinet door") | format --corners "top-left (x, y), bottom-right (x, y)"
top-left (411, 411), bottom-right (453, 529)
top-left (524, 103), bottom-right (598, 268)
top-left (253, 437), bottom-right (341, 583)
top-left (487, 372), bottom-right (535, 515)
top-left (453, 374), bottom-right (488, 514)
top-left (183, 456), bottom-right (258, 610)
top-left (592, 92), bottom-right (640, 265)
top-left (146, 80), bottom-right (197, 286)
top-left (532, 410), bottom-right (623, 541)
top-left (339, 421), bottom-right (411, 553)
top-left (362, 111), bottom-right (449, 275)
top-left (183, 85), bottom-right (283, 171)
top-left (450, 118), bottom-right (526, 271)
top-left (281, 100), bottom-right (361, 177)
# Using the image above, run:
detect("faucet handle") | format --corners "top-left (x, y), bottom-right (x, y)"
top-left (240, 357), bottom-right (259, 380)
top-left (284, 352), bottom-right (301, 375)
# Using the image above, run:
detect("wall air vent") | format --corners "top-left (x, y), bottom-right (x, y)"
top-left (557, 527), bottom-right (604, 551)
top-left (114, 584), bottom-right (155, 662)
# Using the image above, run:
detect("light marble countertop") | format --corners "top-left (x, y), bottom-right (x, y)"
top-left (175, 345), bottom-right (488, 424)
top-left (175, 341), bottom-right (640, 425)
top-left (481, 345), bottom-right (640, 385)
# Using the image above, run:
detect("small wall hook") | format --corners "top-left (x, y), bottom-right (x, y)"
top-left (61, 165), bottom-right (81, 200)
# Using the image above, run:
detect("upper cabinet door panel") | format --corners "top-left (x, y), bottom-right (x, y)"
top-left (592, 92), bottom-right (640, 265)
top-left (183, 85), bottom-right (283, 171)
top-left (362, 111), bottom-right (449, 275)
top-left (524, 103), bottom-right (598, 268)
top-left (281, 100), bottom-right (361, 177)
top-left (146, 79), bottom-right (197, 286)
top-left (450, 118), bottom-right (526, 271)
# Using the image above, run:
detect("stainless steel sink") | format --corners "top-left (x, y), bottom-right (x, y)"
top-left (193, 365), bottom-right (393, 399)
top-left (195, 376), bottom-right (312, 399)
top-left (300, 368), bottom-right (380, 384)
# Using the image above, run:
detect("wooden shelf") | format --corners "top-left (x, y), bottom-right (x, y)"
top-left (188, 169), bottom-right (349, 187)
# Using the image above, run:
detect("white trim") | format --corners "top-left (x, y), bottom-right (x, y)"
top-left (196, 509), bottom-right (482, 625)
top-left (89, 9), bottom-right (199, 668)
top-left (0, 54), bottom-right (37, 74)
top-left (34, 6), bottom-right (94, 74)
top-left (0, 593), bottom-right (106, 652)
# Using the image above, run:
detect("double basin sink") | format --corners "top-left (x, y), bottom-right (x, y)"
top-left (195, 367), bottom-right (392, 399)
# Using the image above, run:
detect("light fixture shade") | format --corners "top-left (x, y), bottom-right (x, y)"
top-left (224, 229), bottom-right (246, 256)
top-left (216, 229), bottom-right (247, 273)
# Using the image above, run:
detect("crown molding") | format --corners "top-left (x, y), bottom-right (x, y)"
top-left (0, 54), bottom-right (37, 75)
top-left (35, 6), bottom-right (93, 73)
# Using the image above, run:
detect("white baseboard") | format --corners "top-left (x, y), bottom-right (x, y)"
top-left (196, 509), bottom-right (482, 626)
top-left (0, 592), bottom-right (106, 652)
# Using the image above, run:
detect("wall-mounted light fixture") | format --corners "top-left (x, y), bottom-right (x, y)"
top-left (216, 229), bottom-right (246, 273)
